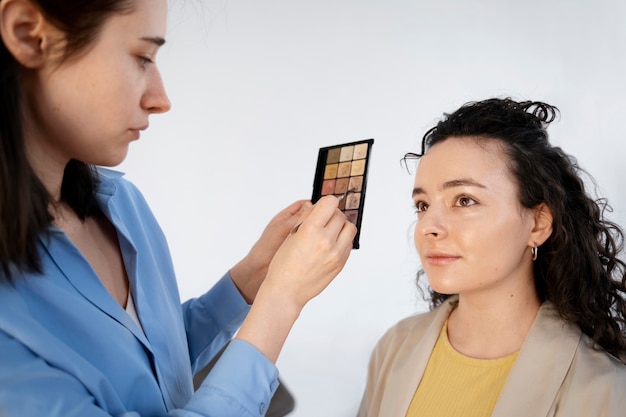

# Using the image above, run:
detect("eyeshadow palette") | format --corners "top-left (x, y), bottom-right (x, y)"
top-left (311, 138), bottom-right (374, 249)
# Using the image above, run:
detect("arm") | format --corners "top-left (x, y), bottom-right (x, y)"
top-left (0, 329), bottom-right (277, 417)
top-left (184, 200), bottom-right (315, 370)
top-left (183, 272), bottom-right (250, 374)
top-left (235, 195), bottom-right (356, 363)
top-left (0, 196), bottom-right (354, 417)
top-left (229, 200), bottom-right (312, 304)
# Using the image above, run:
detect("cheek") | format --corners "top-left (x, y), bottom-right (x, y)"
top-left (65, 56), bottom-right (137, 111)
top-left (471, 218), bottom-right (530, 269)
top-left (413, 221), bottom-right (427, 255)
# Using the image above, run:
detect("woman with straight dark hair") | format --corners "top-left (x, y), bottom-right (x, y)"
top-left (0, 0), bottom-right (356, 415)
top-left (358, 98), bottom-right (626, 417)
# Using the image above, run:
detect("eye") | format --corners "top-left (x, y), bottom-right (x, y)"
top-left (455, 195), bottom-right (477, 207)
top-left (414, 200), bottom-right (429, 213)
top-left (138, 56), bottom-right (154, 69)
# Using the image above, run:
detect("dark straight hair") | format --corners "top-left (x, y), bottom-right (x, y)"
top-left (0, 0), bottom-right (135, 280)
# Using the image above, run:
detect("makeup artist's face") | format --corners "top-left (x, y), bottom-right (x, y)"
top-left (22, 0), bottom-right (171, 169)
top-left (412, 137), bottom-right (536, 298)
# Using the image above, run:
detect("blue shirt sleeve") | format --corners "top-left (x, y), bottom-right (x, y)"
top-left (179, 340), bottom-right (280, 417)
top-left (0, 171), bottom-right (281, 417)
top-left (183, 272), bottom-right (251, 374)
top-left (182, 273), bottom-right (280, 416)
top-left (0, 289), bottom-right (279, 417)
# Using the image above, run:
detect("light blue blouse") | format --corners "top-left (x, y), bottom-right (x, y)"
top-left (0, 168), bottom-right (279, 416)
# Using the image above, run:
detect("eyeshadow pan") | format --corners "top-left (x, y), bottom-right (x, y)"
top-left (344, 210), bottom-right (358, 225)
top-left (311, 138), bottom-right (374, 249)
top-left (322, 179), bottom-right (336, 196)
top-left (345, 192), bottom-right (361, 210)
top-left (348, 176), bottom-right (363, 192)
top-left (327, 148), bottom-right (341, 164)
top-left (339, 146), bottom-right (354, 162)
top-left (351, 159), bottom-right (366, 176)
top-left (324, 163), bottom-right (338, 179)
top-left (335, 177), bottom-right (349, 194)
top-left (337, 161), bottom-right (352, 178)
top-left (353, 143), bottom-right (369, 160)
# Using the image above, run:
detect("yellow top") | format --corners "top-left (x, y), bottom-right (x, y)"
top-left (405, 321), bottom-right (518, 417)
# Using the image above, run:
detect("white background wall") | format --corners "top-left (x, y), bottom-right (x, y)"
top-left (119, 1), bottom-right (626, 415)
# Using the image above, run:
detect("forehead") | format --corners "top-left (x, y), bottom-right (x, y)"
top-left (97, 0), bottom-right (168, 38)
top-left (415, 136), bottom-right (516, 188)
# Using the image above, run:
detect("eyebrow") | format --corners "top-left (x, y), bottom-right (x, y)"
top-left (412, 178), bottom-right (487, 197)
top-left (141, 36), bottom-right (166, 47)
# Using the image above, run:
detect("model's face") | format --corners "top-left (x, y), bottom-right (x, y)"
top-left (412, 137), bottom-right (536, 298)
top-left (22, 0), bottom-right (170, 169)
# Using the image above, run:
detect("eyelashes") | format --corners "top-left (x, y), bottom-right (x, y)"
top-left (137, 56), bottom-right (154, 69)
top-left (414, 200), bottom-right (428, 213)
top-left (456, 195), bottom-right (477, 207)
top-left (413, 194), bottom-right (478, 214)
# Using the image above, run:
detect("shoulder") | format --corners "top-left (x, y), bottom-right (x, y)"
top-left (572, 333), bottom-right (626, 383)
top-left (372, 298), bottom-right (454, 358)
top-left (528, 301), bottom-right (626, 385)
top-left (553, 333), bottom-right (626, 414)
top-left (378, 310), bottom-right (436, 345)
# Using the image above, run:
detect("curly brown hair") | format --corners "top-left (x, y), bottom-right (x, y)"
top-left (404, 98), bottom-right (626, 362)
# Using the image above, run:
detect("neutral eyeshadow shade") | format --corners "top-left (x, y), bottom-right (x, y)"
top-left (345, 192), bottom-right (361, 210)
top-left (324, 163), bottom-right (338, 179)
top-left (344, 210), bottom-right (358, 224)
top-left (327, 148), bottom-right (341, 164)
top-left (339, 145), bottom-right (354, 162)
top-left (353, 143), bottom-right (369, 160)
top-left (351, 159), bottom-right (366, 176)
top-left (337, 161), bottom-right (352, 178)
top-left (322, 179), bottom-right (336, 195)
top-left (349, 176), bottom-right (363, 192)
top-left (335, 177), bottom-right (349, 194)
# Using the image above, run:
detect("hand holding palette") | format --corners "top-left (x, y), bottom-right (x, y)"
top-left (311, 139), bottom-right (374, 249)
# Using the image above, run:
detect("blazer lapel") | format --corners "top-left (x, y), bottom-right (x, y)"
top-left (491, 302), bottom-right (581, 417)
top-left (378, 298), bottom-right (457, 416)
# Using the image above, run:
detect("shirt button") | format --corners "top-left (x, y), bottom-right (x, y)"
top-left (259, 403), bottom-right (267, 414)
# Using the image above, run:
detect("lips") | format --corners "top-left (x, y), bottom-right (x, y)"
top-left (424, 251), bottom-right (461, 266)
top-left (129, 124), bottom-right (149, 140)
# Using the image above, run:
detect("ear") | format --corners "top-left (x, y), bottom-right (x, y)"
top-left (528, 203), bottom-right (553, 248)
top-left (0, 0), bottom-right (61, 68)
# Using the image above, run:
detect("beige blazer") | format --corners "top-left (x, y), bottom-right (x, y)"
top-left (357, 297), bottom-right (626, 417)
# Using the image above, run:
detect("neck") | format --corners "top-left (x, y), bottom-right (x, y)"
top-left (21, 80), bottom-right (69, 203)
top-left (447, 283), bottom-right (541, 359)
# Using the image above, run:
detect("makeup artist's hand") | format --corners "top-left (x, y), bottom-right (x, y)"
top-left (230, 199), bottom-right (312, 303)
top-left (262, 195), bottom-right (356, 309)
top-left (235, 195), bottom-right (356, 362)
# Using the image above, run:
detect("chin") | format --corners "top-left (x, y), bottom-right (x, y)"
top-left (91, 150), bottom-right (130, 168)
top-left (427, 277), bottom-right (461, 296)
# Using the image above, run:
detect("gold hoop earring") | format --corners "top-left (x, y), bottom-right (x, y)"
top-left (531, 246), bottom-right (538, 261)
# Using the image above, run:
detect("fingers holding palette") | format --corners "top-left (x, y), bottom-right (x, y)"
top-left (312, 139), bottom-right (374, 249)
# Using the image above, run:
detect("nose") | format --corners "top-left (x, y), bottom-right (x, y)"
top-left (414, 204), bottom-right (448, 241)
top-left (142, 68), bottom-right (171, 114)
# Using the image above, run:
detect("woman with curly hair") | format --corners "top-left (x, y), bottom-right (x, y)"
top-left (358, 98), bottom-right (626, 417)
